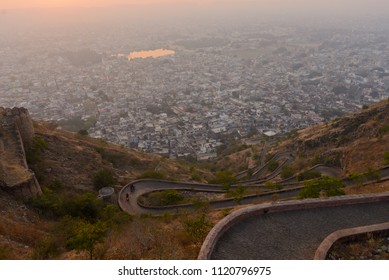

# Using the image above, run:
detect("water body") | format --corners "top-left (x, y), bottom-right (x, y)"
top-left (126, 49), bottom-right (175, 60)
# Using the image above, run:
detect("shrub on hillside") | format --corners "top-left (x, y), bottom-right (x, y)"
top-left (267, 160), bottom-right (279, 172)
top-left (280, 164), bottom-right (294, 179)
top-left (25, 135), bottom-right (48, 164)
top-left (365, 168), bottom-right (381, 181)
top-left (299, 176), bottom-right (345, 199)
top-left (93, 169), bottom-right (116, 190)
top-left (137, 170), bottom-right (166, 180)
top-left (297, 170), bottom-right (322, 181)
top-left (208, 170), bottom-right (237, 186)
top-left (183, 214), bottom-right (212, 244)
top-left (146, 190), bottom-right (185, 206)
top-left (384, 151), bottom-right (389, 165)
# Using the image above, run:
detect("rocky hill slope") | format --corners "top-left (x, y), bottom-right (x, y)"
top-left (214, 100), bottom-right (389, 180)
top-left (0, 100), bottom-right (388, 259)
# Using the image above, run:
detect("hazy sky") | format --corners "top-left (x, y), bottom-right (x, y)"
top-left (2, 0), bottom-right (389, 11)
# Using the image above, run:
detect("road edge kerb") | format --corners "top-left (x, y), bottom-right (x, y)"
top-left (314, 222), bottom-right (389, 260)
top-left (198, 192), bottom-right (389, 260)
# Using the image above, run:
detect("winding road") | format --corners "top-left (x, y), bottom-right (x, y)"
top-left (207, 194), bottom-right (389, 259)
top-left (118, 158), bottom-right (389, 259)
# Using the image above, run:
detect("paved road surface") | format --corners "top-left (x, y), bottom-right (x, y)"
top-left (210, 200), bottom-right (389, 259)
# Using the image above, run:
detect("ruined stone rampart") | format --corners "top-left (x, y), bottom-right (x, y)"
top-left (0, 107), bottom-right (41, 197)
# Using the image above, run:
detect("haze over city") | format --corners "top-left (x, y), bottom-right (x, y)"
top-left (1, 0), bottom-right (389, 265)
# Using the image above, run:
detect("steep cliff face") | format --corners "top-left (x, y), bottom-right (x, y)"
top-left (0, 107), bottom-right (41, 197)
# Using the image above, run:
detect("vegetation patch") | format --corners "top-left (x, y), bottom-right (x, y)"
top-left (140, 190), bottom-right (185, 207)
top-left (280, 164), bottom-right (295, 179)
top-left (93, 169), bottom-right (117, 190)
top-left (299, 176), bottom-right (345, 199)
top-left (267, 160), bottom-right (279, 172)
top-left (225, 185), bottom-right (246, 204)
top-left (384, 151), bottom-right (389, 165)
top-left (25, 135), bottom-right (48, 164)
top-left (183, 214), bottom-right (212, 244)
top-left (297, 170), bottom-right (322, 181)
top-left (208, 170), bottom-right (237, 188)
top-left (137, 170), bottom-right (166, 180)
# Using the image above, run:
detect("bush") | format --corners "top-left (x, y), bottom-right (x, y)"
top-left (30, 188), bottom-right (63, 217)
top-left (183, 214), bottom-right (212, 244)
top-left (65, 219), bottom-right (107, 259)
top-left (93, 169), bottom-right (116, 190)
top-left (77, 129), bottom-right (89, 136)
top-left (33, 237), bottom-right (59, 260)
top-left (365, 168), bottom-right (381, 181)
top-left (384, 151), bottom-right (389, 165)
top-left (378, 124), bottom-right (389, 136)
top-left (191, 173), bottom-right (201, 181)
top-left (146, 190), bottom-right (185, 206)
top-left (299, 176), bottom-right (345, 199)
top-left (137, 170), bottom-right (166, 180)
top-left (225, 185), bottom-right (246, 204)
top-left (208, 170), bottom-right (237, 185)
top-left (280, 164), bottom-right (294, 179)
top-left (25, 135), bottom-right (48, 164)
top-left (348, 172), bottom-right (366, 186)
top-left (0, 246), bottom-right (10, 260)
top-left (297, 170), bottom-right (322, 181)
top-left (267, 160), bottom-right (279, 172)
top-left (62, 193), bottom-right (105, 222)
top-left (264, 181), bottom-right (282, 190)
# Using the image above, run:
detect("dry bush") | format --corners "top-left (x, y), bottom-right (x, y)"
top-left (104, 217), bottom-right (198, 260)
top-left (0, 217), bottom-right (47, 247)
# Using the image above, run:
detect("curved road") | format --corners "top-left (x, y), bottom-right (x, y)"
top-left (210, 197), bottom-right (389, 259)
top-left (119, 166), bottom-right (389, 216)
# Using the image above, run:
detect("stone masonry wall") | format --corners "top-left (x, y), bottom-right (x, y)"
top-left (0, 107), bottom-right (41, 197)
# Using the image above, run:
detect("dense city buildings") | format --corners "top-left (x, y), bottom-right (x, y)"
top-left (1, 19), bottom-right (389, 160)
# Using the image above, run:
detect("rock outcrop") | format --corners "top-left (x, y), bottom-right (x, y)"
top-left (0, 107), bottom-right (41, 197)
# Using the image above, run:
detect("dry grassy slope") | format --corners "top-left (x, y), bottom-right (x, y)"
top-left (214, 100), bottom-right (389, 177)
top-left (0, 189), bottom-right (51, 259)
top-left (0, 121), bottom-right (211, 260)
top-left (33, 121), bottom-right (210, 191)
top-left (277, 100), bottom-right (389, 175)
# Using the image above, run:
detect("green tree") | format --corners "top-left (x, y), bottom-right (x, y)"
top-left (183, 214), bottom-right (212, 244)
top-left (348, 172), bottom-right (366, 186)
top-left (147, 190), bottom-right (185, 206)
top-left (227, 184), bottom-right (246, 204)
top-left (299, 176), bottom-right (345, 199)
top-left (63, 193), bottom-right (105, 222)
top-left (280, 164), bottom-right (294, 179)
top-left (264, 181), bottom-right (282, 190)
top-left (208, 170), bottom-right (237, 187)
top-left (66, 220), bottom-right (107, 259)
top-left (297, 170), bottom-right (322, 181)
top-left (30, 188), bottom-right (63, 217)
top-left (25, 135), bottom-right (48, 164)
top-left (93, 169), bottom-right (116, 190)
top-left (267, 160), bottom-right (279, 172)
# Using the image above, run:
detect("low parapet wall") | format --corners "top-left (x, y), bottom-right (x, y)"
top-left (314, 222), bottom-right (389, 260)
top-left (198, 192), bottom-right (389, 260)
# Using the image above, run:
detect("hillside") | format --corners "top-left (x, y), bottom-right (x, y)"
top-left (1, 117), bottom-right (213, 260)
top-left (214, 100), bottom-right (389, 183)
top-left (0, 100), bottom-right (388, 260)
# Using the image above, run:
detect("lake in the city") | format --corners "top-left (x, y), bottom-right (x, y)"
top-left (124, 49), bottom-right (175, 60)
